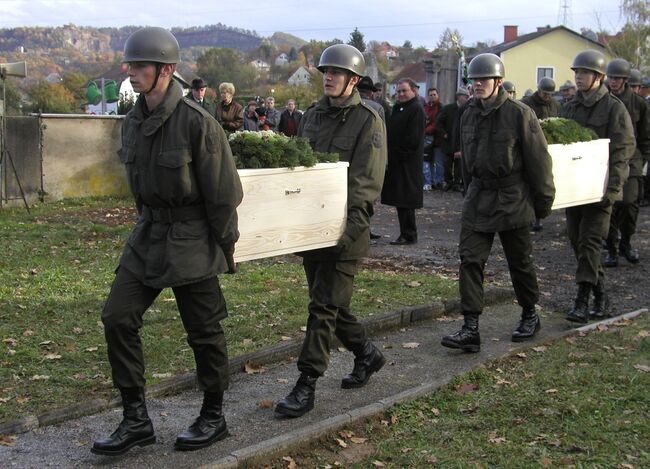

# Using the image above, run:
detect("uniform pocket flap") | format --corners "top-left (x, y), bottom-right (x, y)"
top-left (157, 149), bottom-right (192, 168)
top-left (331, 136), bottom-right (355, 151)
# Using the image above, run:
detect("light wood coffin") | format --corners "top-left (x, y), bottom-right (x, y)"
top-left (549, 139), bottom-right (610, 210)
top-left (234, 162), bottom-right (349, 262)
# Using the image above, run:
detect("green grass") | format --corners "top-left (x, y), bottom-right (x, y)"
top-left (0, 197), bottom-right (456, 422)
top-left (259, 315), bottom-right (650, 468)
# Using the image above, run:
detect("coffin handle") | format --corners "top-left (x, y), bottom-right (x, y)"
top-left (285, 188), bottom-right (302, 195)
top-left (571, 156), bottom-right (582, 161)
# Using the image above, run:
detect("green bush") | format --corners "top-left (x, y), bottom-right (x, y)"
top-left (540, 117), bottom-right (599, 145)
top-left (227, 131), bottom-right (339, 169)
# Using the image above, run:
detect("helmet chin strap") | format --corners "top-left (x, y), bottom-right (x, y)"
top-left (335, 72), bottom-right (354, 99)
top-left (144, 63), bottom-right (164, 95)
top-left (483, 78), bottom-right (500, 100)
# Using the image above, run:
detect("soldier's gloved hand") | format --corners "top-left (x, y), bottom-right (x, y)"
top-left (535, 208), bottom-right (552, 220)
top-left (222, 243), bottom-right (238, 274)
top-left (598, 192), bottom-right (615, 208)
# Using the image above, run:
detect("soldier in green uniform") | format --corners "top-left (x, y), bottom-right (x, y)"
top-left (603, 58), bottom-right (650, 271)
top-left (560, 50), bottom-right (635, 323)
top-left (441, 53), bottom-right (555, 353)
top-left (92, 27), bottom-right (243, 455)
top-left (502, 81), bottom-right (516, 99)
top-left (275, 44), bottom-right (387, 418)
top-left (521, 77), bottom-right (561, 119)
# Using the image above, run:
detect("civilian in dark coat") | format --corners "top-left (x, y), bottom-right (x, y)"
top-left (381, 77), bottom-right (426, 245)
top-left (277, 99), bottom-right (303, 136)
top-left (436, 86), bottom-right (470, 189)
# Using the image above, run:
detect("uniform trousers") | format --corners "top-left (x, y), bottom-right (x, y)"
top-left (608, 176), bottom-right (642, 241)
top-left (459, 225), bottom-right (539, 314)
top-left (102, 267), bottom-right (229, 392)
top-left (566, 202), bottom-right (612, 285)
top-left (297, 259), bottom-right (367, 377)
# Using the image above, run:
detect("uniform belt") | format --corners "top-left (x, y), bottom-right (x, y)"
top-left (473, 173), bottom-right (523, 190)
top-left (141, 205), bottom-right (206, 223)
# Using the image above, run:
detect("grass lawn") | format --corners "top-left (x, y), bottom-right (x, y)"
top-left (0, 197), bottom-right (456, 422)
top-left (260, 314), bottom-right (650, 468)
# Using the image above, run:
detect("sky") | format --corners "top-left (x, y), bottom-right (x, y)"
top-left (0, 0), bottom-right (626, 49)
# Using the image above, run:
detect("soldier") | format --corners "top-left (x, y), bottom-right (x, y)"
top-left (628, 69), bottom-right (642, 95)
top-left (603, 58), bottom-right (650, 272)
top-left (521, 77), bottom-right (561, 119)
top-left (186, 77), bottom-right (216, 117)
top-left (502, 80), bottom-right (516, 99)
top-left (441, 53), bottom-right (555, 353)
top-left (275, 44), bottom-right (387, 418)
top-left (559, 80), bottom-right (577, 105)
top-left (560, 50), bottom-right (635, 323)
top-left (92, 27), bottom-right (243, 455)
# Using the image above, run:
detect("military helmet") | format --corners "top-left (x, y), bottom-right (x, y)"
top-left (628, 69), bottom-right (642, 86)
top-left (502, 81), bottom-right (516, 92)
top-left (571, 50), bottom-right (606, 75)
top-left (123, 27), bottom-right (180, 64)
top-left (317, 44), bottom-right (365, 76)
top-left (467, 53), bottom-right (505, 79)
top-left (559, 80), bottom-right (576, 91)
top-left (606, 58), bottom-right (631, 78)
top-left (641, 77), bottom-right (650, 89)
top-left (456, 86), bottom-right (470, 96)
top-left (538, 77), bottom-right (556, 93)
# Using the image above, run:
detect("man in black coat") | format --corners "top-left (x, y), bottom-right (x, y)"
top-left (381, 77), bottom-right (426, 245)
top-left (436, 86), bottom-right (470, 191)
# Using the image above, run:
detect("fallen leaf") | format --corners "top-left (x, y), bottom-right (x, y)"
top-left (425, 455), bottom-right (438, 463)
top-left (559, 456), bottom-right (573, 465)
top-left (532, 346), bottom-right (547, 353)
top-left (44, 353), bottom-right (61, 360)
top-left (335, 438), bottom-right (348, 448)
top-left (350, 437), bottom-right (367, 444)
top-left (436, 316), bottom-right (457, 322)
top-left (545, 388), bottom-right (559, 394)
top-left (596, 324), bottom-right (608, 331)
top-left (540, 457), bottom-right (553, 467)
top-left (15, 396), bottom-right (29, 404)
top-left (280, 336), bottom-right (292, 341)
top-left (160, 411), bottom-right (169, 416)
top-left (337, 347), bottom-right (347, 352)
top-left (152, 372), bottom-right (171, 379)
top-left (565, 337), bottom-right (577, 345)
top-left (633, 364), bottom-right (650, 373)
top-left (277, 378), bottom-right (289, 384)
top-left (258, 399), bottom-right (274, 409)
top-left (401, 447), bottom-right (413, 453)
top-left (74, 440), bottom-right (87, 447)
top-left (488, 431), bottom-right (506, 444)
top-left (242, 338), bottom-right (254, 346)
top-left (282, 455), bottom-right (297, 469)
top-left (85, 347), bottom-right (98, 352)
top-left (516, 352), bottom-right (528, 359)
top-left (300, 326), bottom-right (307, 332)
top-left (402, 342), bottom-right (420, 349)
top-left (2, 338), bottom-right (18, 347)
top-left (406, 281), bottom-right (422, 287)
top-left (22, 330), bottom-right (34, 337)
top-left (244, 360), bottom-right (266, 374)
top-left (456, 383), bottom-right (478, 395)
top-left (0, 434), bottom-right (17, 447)
top-left (430, 407), bottom-right (440, 416)
top-left (372, 461), bottom-right (386, 467)
top-left (339, 430), bottom-right (354, 438)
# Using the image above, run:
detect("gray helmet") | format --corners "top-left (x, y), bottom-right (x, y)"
top-left (628, 69), bottom-right (642, 86)
top-left (524, 88), bottom-right (534, 97)
top-left (467, 53), bottom-right (505, 79)
top-left (606, 58), bottom-right (631, 78)
top-left (559, 80), bottom-right (576, 91)
top-left (571, 50), bottom-right (606, 75)
top-left (456, 86), bottom-right (470, 96)
top-left (123, 27), bottom-right (180, 64)
top-left (642, 77), bottom-right (650, 88)
top-left (502, 81), bottom-right (516, 92)
top-left (538, 77), bottom-right (556, 93)
top-left (317, 44), bottom-right (365, 76)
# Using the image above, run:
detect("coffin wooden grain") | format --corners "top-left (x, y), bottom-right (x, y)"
top-left (234, 162), bottom-right (348, 262)
top-left (549, 139), bottom-right (610, 210)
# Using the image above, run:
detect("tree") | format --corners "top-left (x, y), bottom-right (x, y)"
top-left (1, 78), bottom-right (24, 115)
top-left (61, 72), bottom-right (89, 110)
top-left (27, 82), bottom-right (76, 114)
top-left (348, 28), bottom-right (366, 52)
top-left (436, 28), bottom-right (463, 52)
top-left (197, 48), bottom-right (244, 91)
top-left (606, 0), bottom-right (650, 72)
top-left (288, 47), bottom-right (298, 62)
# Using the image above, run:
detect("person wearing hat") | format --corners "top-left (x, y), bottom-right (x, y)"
top-left (436, 86), bottom-right (470, 192)
top-left (92, 27), bottom-right (243, 455)
top-left (357, 75), bottom-right (385, 120)
top-left (243, 100), bottom-right (260, 131)
top-left (186, 77), bottom-right (216, 117)
top-left (559, 79), bottom-right (577, 105)
top-left (640, 76), bottom-right (650, 101)
top-left (602, 58), bottom-right (650, 270)
top-left (373, 81), bottom-right (392, 119)
top-left (521, 77), bottom-right (561, 119)
top-left (274, 44), bottom-right (387, 419)
top-left (440, 53), bottom-right (555, 353)
top-left (560, 50), bottom-right (635, 323)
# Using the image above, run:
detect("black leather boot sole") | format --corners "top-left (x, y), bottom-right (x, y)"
top-left (565, 311), bottom-right (589, 324)
top-left (341, 353), bottom-right (386, 389)
top-left (440, 336), bottom-right (480, 353)
top-left (511, 316), bottom-right (541, 342)
top-left (91, 434), bottom-right (156, 456)
top-left (274, 399), bottom-right (314, 418)
top-left (174, 425), bottom-right (228, 451)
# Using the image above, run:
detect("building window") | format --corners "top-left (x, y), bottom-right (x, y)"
top-left (536, 67), bottom-right (554, 83)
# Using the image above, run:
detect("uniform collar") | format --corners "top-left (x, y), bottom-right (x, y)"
top-left (472, 87), bottom-right (508, 115)
top-left (574, 84), bottom-right (608, 107)
top-left (132, 80), bottom-right (183, 136)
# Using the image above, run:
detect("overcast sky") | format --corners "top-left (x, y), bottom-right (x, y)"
top-left (1, 0), bottom-right (625, 49)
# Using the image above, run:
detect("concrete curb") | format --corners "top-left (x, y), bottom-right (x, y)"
top-left (198, 307), bottom-right (648, 469)
top-left (0, 286), bottom-right (514, 436)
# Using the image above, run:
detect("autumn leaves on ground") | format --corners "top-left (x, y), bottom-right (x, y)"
top-left (0, 197), bottom-right (455, 423)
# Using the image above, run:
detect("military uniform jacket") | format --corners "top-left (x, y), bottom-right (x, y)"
top-left (298, 89), bottom-right (387, 261)
top-left (119, 81), bottom-right (243, 288)
top-left (520, 91), bottom-right (561, 119)
top-left (560, 85), bottom-right (636, 202)
top-left (460, 87), bottom-right (555, 233)
top-left (612, 85), bottom-right (650, 177)
top-left (381, 97), bottom-right (426, 209)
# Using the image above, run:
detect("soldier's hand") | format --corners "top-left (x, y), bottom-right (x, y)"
top-left (598, 193), bottom-right (615, 208)
top-left (222, 243), bottom-right (238, 274)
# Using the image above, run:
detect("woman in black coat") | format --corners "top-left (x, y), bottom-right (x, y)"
top-left (381, 78), bottom-right (426, 245)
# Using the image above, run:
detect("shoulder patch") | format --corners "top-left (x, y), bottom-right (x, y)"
top-left (372, 131), bottom-right (384, 148)
top-left (529, 118), bottom-right (539, 133)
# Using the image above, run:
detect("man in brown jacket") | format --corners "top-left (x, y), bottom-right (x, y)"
top-left (560, 50), bottom-right (635, 323)
top-left (92, 27), bottom-right (243, 456)
top-left (441, 53), bottom-right (555, 353)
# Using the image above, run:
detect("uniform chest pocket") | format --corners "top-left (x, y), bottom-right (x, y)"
top-left (154, 149), bottom-right (194, 197)
top-left (491, 131), bottom-right (518, 171)
top-left (331, 136), bottom-right (355, 160)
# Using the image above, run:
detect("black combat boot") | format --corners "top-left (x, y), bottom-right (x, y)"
top-left (441, 313), bottom-right (480, 353)
top-left (275, 373), bottom-right (317, 418)
top-left (590, 278), bottom-right (611, 320)
top-left (566, 283), bottom-right (591, 323)
top-left (511, 306), bottom-right (541, 342)
top-left (341, 341), bottom-right (386, 389)
top-left (603, 237), bottom-right (618, 267)
top-left (91, 387), bottom-right (155, 456)
top-left (619, 236), bottom-right (640, 264)
top-left (175, 391), bottom-right (228, 451)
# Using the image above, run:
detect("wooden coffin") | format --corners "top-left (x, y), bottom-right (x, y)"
top-left (549, 139), bottom-right (610, 210)
top-left (234, 162), bottom-right (348, 262)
